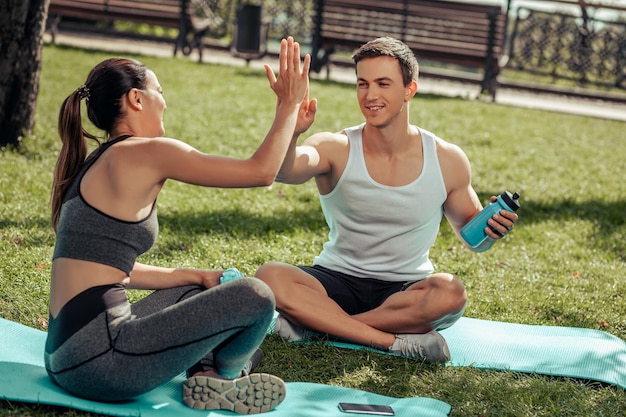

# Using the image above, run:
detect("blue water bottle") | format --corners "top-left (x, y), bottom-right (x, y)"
top-left (461, 191), bottom-right (520, 250)
top-left (220, 267), bottom-right (245, 284)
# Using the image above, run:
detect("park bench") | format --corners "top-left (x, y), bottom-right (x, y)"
top-left (310, 0), bottom-right (507, 98)
top-left (47, 0), bottom-right (233, 62)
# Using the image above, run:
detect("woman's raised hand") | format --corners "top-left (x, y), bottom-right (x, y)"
top-left (264, 37), bottom-right (311, 107)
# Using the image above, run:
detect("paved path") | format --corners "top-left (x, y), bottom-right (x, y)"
top-left (46, 32), bottom-right (626, 123)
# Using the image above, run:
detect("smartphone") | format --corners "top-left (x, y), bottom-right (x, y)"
top-left (338, 402), bottom-right (395, 415)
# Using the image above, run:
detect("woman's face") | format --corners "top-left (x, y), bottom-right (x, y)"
top-left (139, 69), bottom-right (167, 137)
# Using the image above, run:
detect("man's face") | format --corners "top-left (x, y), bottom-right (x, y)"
top-left (355, 56), bottom-right (412, 128)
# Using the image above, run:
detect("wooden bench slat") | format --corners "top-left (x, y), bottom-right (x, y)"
top-left (47, 0), bottom-right (234, 62)
top-left (106, 0), bottom-right (180, 12)
top-left (311, 0), bottom-right (506, 97)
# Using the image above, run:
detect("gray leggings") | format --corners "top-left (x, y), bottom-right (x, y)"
top-left (44, 279), bottom-right (275, 402)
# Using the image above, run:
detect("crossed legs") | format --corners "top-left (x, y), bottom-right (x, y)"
top-left (255, 262), bottom-right (467, 352)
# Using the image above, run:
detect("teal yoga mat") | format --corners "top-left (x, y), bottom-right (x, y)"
top-left (442, 317), bottom-right (626, 388)
top-left (318, 317), bottom-right (626, 389)
top-left (0, 318), bottom-right (450, 417)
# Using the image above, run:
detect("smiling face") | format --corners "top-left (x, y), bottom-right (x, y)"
top-left (356, 56), bottom-right (414, 129)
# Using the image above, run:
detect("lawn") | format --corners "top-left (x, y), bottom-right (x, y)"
top-left (0, 44), bottom-right (624, 416)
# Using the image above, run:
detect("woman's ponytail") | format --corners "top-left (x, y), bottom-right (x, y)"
top-left (50, 89), bottom-right (99, 231)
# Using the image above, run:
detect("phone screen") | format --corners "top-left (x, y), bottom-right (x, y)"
top-left (338, 402), bottom-right (395, 415)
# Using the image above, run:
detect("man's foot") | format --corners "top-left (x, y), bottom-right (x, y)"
top-left (271, 314), bottom-right (321, 342)
top-left (186, 348), bottom-right (264, 378)
top-left (389, 330), bottom-right (451, 363)
top-left (182, 373), bottom-right (286, 414)
top-left (242, 348), bottom-right (264, 375)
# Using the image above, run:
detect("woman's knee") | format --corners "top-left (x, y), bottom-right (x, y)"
top-left (216, 278), bottom-right (276, 312)
top-left (233, 278), bottom-right (275, 305)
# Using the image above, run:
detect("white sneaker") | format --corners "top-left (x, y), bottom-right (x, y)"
top-left (271, 314), bottom-right (321, 342)
top-left (389, 330), bottom-right (451, 363)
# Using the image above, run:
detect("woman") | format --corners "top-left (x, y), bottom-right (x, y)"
top-left (46, 37), bottom-right (315, 414)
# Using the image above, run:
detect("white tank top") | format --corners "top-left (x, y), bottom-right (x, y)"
top-left (313, 123), bottom-right (447, 281)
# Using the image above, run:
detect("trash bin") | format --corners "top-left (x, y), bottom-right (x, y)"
top-left (231, 3), bottom-right (267, 62)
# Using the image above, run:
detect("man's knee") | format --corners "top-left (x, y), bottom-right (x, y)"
top-left (433, 275), bottom-right (466, 330)
top-left (431, 305), bottom-right (465, 330)
top-left (423, 274), bottom-right (467, 318)
top-left (255, 262), bottom-right (286, 284)
top-left (255, 262), bottom-right (291, 305)
top-left (448, 275), bottom-right (467, 312)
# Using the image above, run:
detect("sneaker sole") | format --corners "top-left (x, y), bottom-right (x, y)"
top-left (183, 373), bottom-right (286, 414)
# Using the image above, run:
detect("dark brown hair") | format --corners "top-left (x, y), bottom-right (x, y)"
top-left (51, 58), bottom-right (149, 230)
top-left (352, 37), bottom-right (419, 86)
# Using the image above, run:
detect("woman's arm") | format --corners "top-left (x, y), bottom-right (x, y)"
top-left (127, 262), bottom-right (224, 290)
top-left (150, 37), bottom-right (311, 189)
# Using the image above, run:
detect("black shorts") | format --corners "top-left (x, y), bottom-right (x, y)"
top-left (298, 265), bottom-right (417, 315)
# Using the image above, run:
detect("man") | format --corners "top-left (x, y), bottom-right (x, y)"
top-left (256, 37), bottom-right (518, 362)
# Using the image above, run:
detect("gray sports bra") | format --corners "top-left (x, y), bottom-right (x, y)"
top-left (52, 135), bottom-right (158, 275)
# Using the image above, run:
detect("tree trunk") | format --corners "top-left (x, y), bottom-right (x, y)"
top-left (0, 0), bottom-right (49, 148)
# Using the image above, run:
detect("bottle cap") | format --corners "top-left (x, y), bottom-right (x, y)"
top-left (501, 191), bottom-right (521, 211)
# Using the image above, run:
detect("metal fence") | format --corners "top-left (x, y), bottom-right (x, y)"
top-left (262, 0), bottom-right (314, 43)
top-left (52, 0), bottom-right (626, 90)
top-left (192, 0), bottom-right (314, 43)
top-left (248, 0), bottom-right (626, 91)
top-left (507, 7), bottom-right (626, 89)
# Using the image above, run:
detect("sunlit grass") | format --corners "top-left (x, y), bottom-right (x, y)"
top-left (0, 44), bottom-right (624, 417)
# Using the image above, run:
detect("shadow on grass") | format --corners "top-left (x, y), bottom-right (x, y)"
top-left (158, 206), bottom-right (327, 237)
top-left (261, 335), bottom-right (442, 396)
top-left (0, 193), bottom-right (622, 259)
top-left (261, 336), bottom-right (626, 410)
top-left (476, 192), bottom-right (625, 260)
top-left (156, 192), bottom-right (625, 260)
top-left (0, 217), bottom-right (55, 248)
top-left (0, 217), bottom-right (50, 230)
top-left (0, 401), bottom-right (88, 417)
top-left (152, 192), bottom-right (625, 260)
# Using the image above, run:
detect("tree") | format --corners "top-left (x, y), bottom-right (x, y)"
top-left (0, 0), bottom-right (49, 148)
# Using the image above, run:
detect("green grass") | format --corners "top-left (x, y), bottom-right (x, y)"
top-left (1, 44), bottom-right (625, 416)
